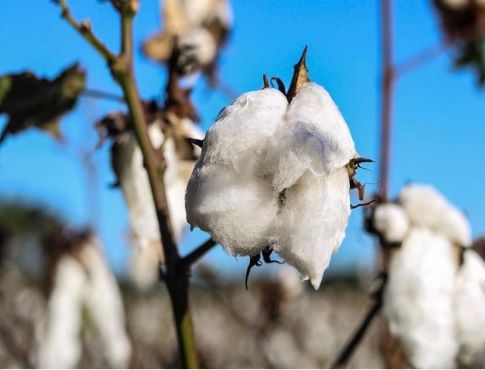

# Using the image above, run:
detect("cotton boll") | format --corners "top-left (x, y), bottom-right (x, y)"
top-left (384, 228), bottom-right (458, 368)
top-left (176, 27), bottom-right (217, 74)
top-left (203, 88), bottom-right (288, 173)
top-left (112, 126), bottom-right (163, 252)
top-left (186, 161), bottom-right (278, 256)
top-left (80, 238), bottom-right (132, 368)
top-left (454, 249), bottom-right (485, 366)
top-left (37, 256), bottom-right (86, 368)
top-left (399, 183), bottom-right (471, 246)
top-left (373, 203), bottom-right (410, 244)
top-left (273, 167), bottom-right (351, 289)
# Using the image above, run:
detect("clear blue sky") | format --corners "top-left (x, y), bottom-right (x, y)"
top-left (0, 1), bottom-right (484, 280)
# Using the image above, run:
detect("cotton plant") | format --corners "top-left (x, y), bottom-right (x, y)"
top-left (368, 183), bottom-right (485, 368)
top-left (143, 0), bottom-right (233, 80)
top-left (185, 49), bottom-right (369, 289)
top-left (37, 231), bottom-right (131, 368)
top-left (98, 108), bottom-right (203, 289)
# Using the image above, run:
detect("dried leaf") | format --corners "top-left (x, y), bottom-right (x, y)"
top-left (286, 46), bottom-right (310, 101)
top-left (0, 64), bottom-right (86, 143)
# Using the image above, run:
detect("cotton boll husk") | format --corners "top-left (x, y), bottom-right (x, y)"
top-left (399, 183), bottom-right (471, 246)
top-left (373, 203), bottom-right (410, 244)
top-left (186, 161), bottom-right (278, 256)
top-left (272, 167), bottom-right (351, 289)
top-left (271, 82), bottom-right (355, 191)
top-left (454, 249), bottom-right (485, 366)
top-left (203, 88), bottom-right (288, 173)
top-left (79, 238), bottom-right (132, 368)
top-left (37, 256), bottom-right (86, 368)
top-left (176, 27), bottom-right (217, 73)
top-left (384, 228), bottom-right (458, 368)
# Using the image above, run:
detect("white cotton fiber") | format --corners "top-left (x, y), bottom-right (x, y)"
top-left (373, 203), bottom-right (409, 244)
top-left (281, 82), bottom-right (355, 181)
top-left (453, 249), bottom-right (485, 366)
top-left (182, 0), bottom-right (233, 29)
top-left (203, 88), bottom-right (288, 172)
top-left (37, 256), bottom-right (86, 368)
top-left (384, 228), bottom-right (459, 368)
top-left (399, 184), bottom-right (471, 246)
top-left (186, 81), bottom-right (356, 288)
top-left (272, 167), bottom-right (350, 289)
top-left (186, 161), bottom-right (279, 256)
top-left (177, 27), bottom-right (217, 72)
top-left (80, 238), bottom-right (132, 368)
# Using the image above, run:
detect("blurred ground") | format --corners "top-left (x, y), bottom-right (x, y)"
top-left (0, 261), bottom-right (385, 369)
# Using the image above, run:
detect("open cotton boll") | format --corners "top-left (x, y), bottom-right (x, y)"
top-left (384, 228), bottom-right (458, 368)
top-left (186, 161), bottom-right (278, 256)
top-left (373, 203), bottom-right (410, 244)
top-left (273, 167), bottom-right (351, 289)
top-left (37, 256), bottom-right (86, 368)
top-left (454, 249), bottom-right (485, 366)
top-left (176, 27), bottom-right (217, 74)
top-left (80, 238), bottom-right (132, 368)
top-left (204, 88), bottom-right (288, 172)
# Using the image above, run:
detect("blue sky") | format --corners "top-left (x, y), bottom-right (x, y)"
top-left (0, 1), bottom-right (484, 280)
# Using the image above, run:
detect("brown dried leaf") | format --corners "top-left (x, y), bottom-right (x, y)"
top-left (0, 64), bottom-right (86, 143)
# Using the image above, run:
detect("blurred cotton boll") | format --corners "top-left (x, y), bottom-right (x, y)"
top-left (176, 27), bottom-right (217, 75)
top-left (453, 249), bottom-right (485, 366)
top-left (36, 234), bottom-right (131, 369)
top-left (372, 203), bottom-right (409, 244)
top-left (384, 228), bottom-right (459, 368)
top-left (79, 237), bottom-right (132, 368)
top-left (112, 119), bottom-right (202, 290)
top-left (186, 77), bottom-right (359, 289)
top-left (399, 183), bottom-right (471, 246)
top-left (37, 256), bottom-right (86, 368)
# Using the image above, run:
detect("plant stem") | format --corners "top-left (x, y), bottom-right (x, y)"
top-left (116, 5), bottom-right (199, 368)
top-left (54, 0), bottom-right (200, 366)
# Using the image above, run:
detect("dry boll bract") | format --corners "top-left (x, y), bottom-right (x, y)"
top-left (185, 49), bottom-right (369, 289)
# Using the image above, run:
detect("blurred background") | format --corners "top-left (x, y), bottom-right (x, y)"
top-left (0, 0), bottom-right (484, 368)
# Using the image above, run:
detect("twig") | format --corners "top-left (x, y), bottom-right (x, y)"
top-left (81, 88), bottom-right (125, 103)
top-left (54, 0), bottom-right (117, 63)
top-left (395, 38), bottom-right (452, 78)
top-left (330, 298), bottom-right (383, 369)
top-left (182, 238), bottom-right (217, 266)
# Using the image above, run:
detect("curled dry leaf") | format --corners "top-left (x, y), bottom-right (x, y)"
top-left (0, 64), bottom-right (86, 143)
top-left (433, 0), bottom-right (485, 85)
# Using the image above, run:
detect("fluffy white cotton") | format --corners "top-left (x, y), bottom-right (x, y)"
top-left (384, 228), bottom-right (459, 368)
top-left (399, 183), bottom-right (471, 246)
top-left (176, 27), bottom-right (217, 73)
top-left (273, 168), bottom-right (350, 289)
top-left (113, 124), bottom-right (164, 252)
top-left (186, 88), bottom-right (287, 255)
top-left (182, 0), bottom-right (233, 29)
top-left (186, 83), bottom-right (355, 289)
top-left (37, 256), bottom-right (86, 368)
top-left (113, 119), bottom-right (201, 288)
top-left (373, 203), bottom-right (409, 244)
top-left (454, 249), bottom-right (485, 366)
top-left (80, 238), bottom-right (132, 368)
